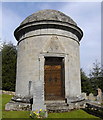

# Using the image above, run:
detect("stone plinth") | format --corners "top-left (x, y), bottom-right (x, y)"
top-left (5, 101), bottom-right (31, 111)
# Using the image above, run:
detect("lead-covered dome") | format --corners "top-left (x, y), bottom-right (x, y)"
top-left (14, 9), bottom-right (83, 41)
top-left (20, 9), bottom-right (77, 26)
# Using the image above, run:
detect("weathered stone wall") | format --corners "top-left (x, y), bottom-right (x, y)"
top-left (16, 27), bottom-right (81, 98)
top-left (6, 10), bottom-right (83, 112)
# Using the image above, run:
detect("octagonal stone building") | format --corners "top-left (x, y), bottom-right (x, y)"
top-left (10, 9), bottom-right (83, 111)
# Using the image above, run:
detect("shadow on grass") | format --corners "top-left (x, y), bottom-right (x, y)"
top-left (82, 108), bottom-right (103, 119)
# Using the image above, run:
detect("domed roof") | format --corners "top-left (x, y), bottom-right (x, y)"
top-left (20, 9), bottom-right (77, 26)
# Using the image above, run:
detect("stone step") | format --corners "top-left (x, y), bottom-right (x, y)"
top-left (46, 100), bottom-right (86, 113)
top-left (45, 100), bottom-right (65, 104)
top-left (47, 105), bottom-right (69, 110)
top-left (47, 105), bottom-right (70, 113)
top-left (45, 102), bottom-right (70, 112)
top-left (46, 103), bottom-right (68, 107)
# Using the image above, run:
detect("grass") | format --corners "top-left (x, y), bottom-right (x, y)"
top-left (2, 94), bottom-right (30, 118)
top-left (48, 109), bottom-right (99, 118)
top-left (1, 94), bottom-right (100, 118)
top-left (0, 94), bottom-right (2, 119)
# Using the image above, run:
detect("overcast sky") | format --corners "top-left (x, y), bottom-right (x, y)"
top-left (1, 2), bottom-right (101, 75)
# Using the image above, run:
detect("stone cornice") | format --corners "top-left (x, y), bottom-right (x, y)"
top-left (14, 20), bottom-right (83, 42)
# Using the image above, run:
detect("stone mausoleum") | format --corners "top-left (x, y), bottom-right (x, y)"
top-left (5, 9), bottom-right (84, 112)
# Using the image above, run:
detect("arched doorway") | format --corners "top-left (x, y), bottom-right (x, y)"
top-left (44, 57), bottom-right (65, 100)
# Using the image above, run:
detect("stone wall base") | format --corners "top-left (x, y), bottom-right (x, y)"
top-left (5, 100), bottom-right (86, 112)
top-left (5, 100), bottom-right (31, 111)
top-left (5, 97), bottom-right (86, 112)
top-left (46, 100), bottom-right (86, 113)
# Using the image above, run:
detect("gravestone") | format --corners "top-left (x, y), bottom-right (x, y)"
top-left (97, 88), bottom-right (103, 103)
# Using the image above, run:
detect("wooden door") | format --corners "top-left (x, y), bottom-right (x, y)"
top-left (44, 57), bottom-right (65, 100)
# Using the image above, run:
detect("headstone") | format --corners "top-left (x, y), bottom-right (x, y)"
top-left (32, 81), bottom-right (47, 117)
top-left (32, 81), bottom-right (46, 111)
top-left (97, 88), bottom-right (102, 103)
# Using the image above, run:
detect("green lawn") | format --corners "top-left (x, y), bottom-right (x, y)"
top-left (48, 110), bottom-right (98, 118)
top-left (2, 94), bottom-right (30, 118)
top-left (1, 94), bottom-right (100, 119)
top-left (0, 94), bottom-right (2, 119)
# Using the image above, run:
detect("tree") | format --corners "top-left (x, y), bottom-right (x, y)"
top-left (89, 60), bottom-right (101, 78)
top-left (2, 42), bottom-right (17, 91)
top-left (101, 65), bottom-right (103, 76)
top-left (88, 60), bottom-right (103, 95)
top-left (81, 68), bottom-right (92, 95)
